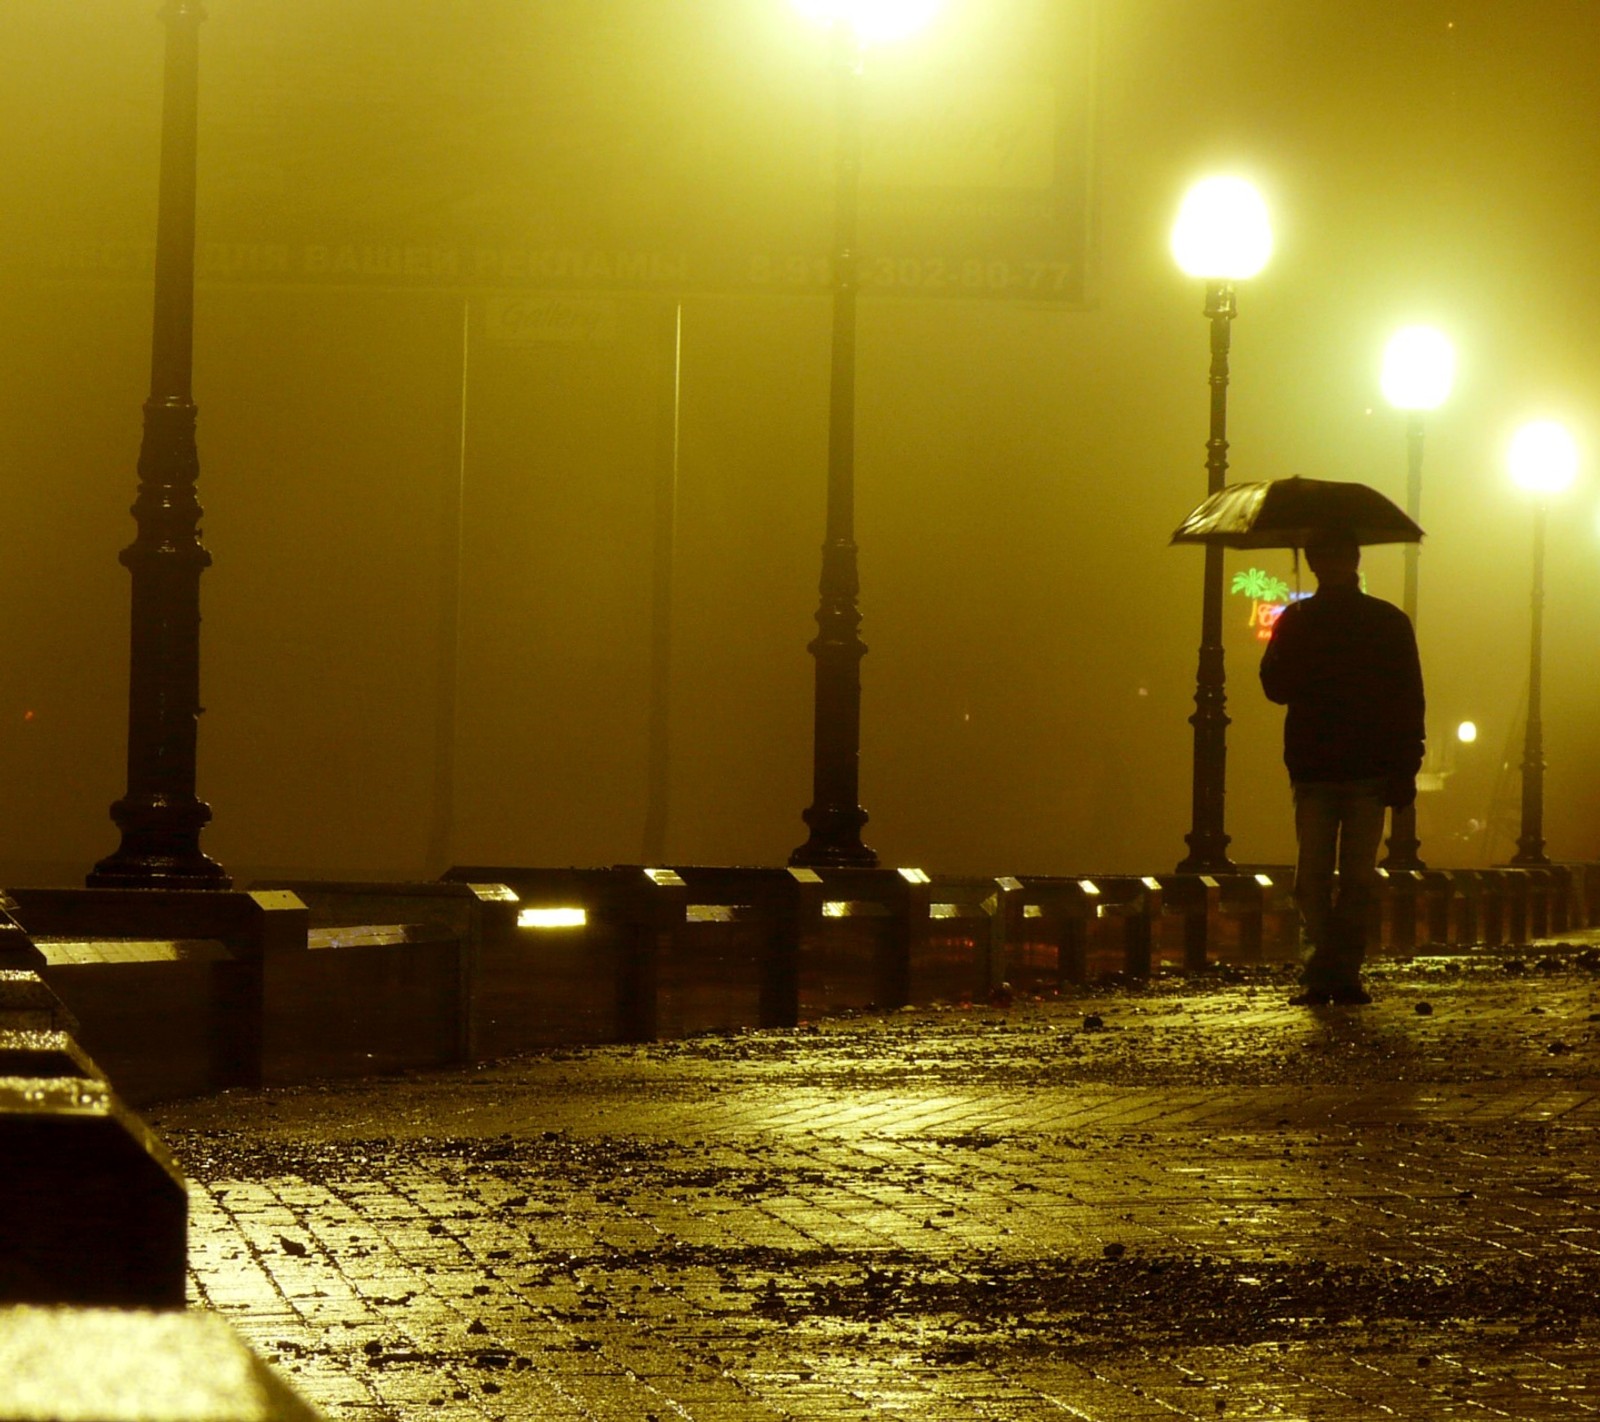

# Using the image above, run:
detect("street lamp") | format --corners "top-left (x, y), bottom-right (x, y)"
top-left (788, 0), bottom-right (941, 868)
top-left (1506, 418), bottom-right (1577, 867)
top-left (1377, 323), bottom-right (1455, 870)
top-left (1170, 176), bottom-right (1272, 875)
top-left (88, 1), bottom-right (229, 888)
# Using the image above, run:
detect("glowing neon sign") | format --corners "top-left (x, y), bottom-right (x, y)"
top-left (1231, 568), bottom-right (1307, 641)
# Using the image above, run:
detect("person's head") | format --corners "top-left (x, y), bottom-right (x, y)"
top-left (1303, 528), bottom-right (1361, 585)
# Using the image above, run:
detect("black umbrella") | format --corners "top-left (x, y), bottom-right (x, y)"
top-left (1169, 476), bottom-right (1424, 549)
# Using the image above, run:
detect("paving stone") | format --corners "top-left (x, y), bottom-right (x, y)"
top-left (157, 938), bottom-right (1600, 1420)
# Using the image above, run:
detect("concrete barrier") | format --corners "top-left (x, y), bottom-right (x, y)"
top-left (0, 971), bottom-right (78, 1036)
top-left (10, 888), bottom-right (308, 1104)
top-left (0, 1074), bottom-right (186, 1308)
top-left (0, 1306), bottom-right (323, 1421)
top-left (0, 865), bottom-right (1591, 1110)
top-left (925, 878), bottom-right (1005, 1003)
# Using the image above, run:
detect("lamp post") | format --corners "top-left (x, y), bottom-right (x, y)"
top-left (788, 0), bottom-right (940, 869)
top-left (1506, 419), bottom-right (1577, 867)
top-left (1377, 324), bottom-right (1455, 870)
top-left (88, 1), bottom-right (229, 889)
top-left (1170, 176), bottom-right (1272, 875)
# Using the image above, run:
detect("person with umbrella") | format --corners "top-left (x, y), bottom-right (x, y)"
top-left (1172, 477), bottom-right (1427, 1005)
top-left (1258, 526), bottom-right (1424, 1004)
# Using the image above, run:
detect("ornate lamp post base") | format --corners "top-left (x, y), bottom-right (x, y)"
top-left (90, 795), bottom-right (230, 889)
top-left (1381, 803), bottom-right (1424, 871)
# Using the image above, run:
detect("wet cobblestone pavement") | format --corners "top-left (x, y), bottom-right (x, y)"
top-left (156, 939), bottom-right (1600, 1420)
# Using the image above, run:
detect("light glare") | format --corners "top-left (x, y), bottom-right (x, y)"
top-left (518, 907), bottom-right (587, 929)
top-left (1170, 176), bottom-right (1273, 280)
top-left (1457, 721), bottom-right (1478, 744)
top-left (1380, 326), bottom-right (1456, 411)
top-left (791, 0), bottom-right (942, 44)
top-left (1508, 420), bottom-right (1579, 494)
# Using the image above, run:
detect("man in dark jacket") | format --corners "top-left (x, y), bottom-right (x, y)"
top-left (1260, 528), bottom-right (1425, 1005)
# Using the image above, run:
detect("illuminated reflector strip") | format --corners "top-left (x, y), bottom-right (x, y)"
top-left (687, 904), bottom-right (736, 923)
top-left (517, 907), bottom-right (587, 929)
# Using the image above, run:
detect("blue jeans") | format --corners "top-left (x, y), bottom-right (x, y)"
top-left (1291, 778), bottom-right (1388, 991)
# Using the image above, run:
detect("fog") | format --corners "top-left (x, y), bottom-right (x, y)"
top-left (0, 0), bottom-right (1595, 884)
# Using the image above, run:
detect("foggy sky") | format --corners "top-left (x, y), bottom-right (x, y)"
top-left (0, 0), bottom-right (1595, 884)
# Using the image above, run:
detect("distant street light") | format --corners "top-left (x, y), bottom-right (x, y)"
top-left (1506, 418), bottom-right (1578, 867)
top-left (1377, 324), bottom-right (1455, 870)
top-left (1170, 176), bottom-right (1272, 875)
top-left (89, 1), bottom-right (229, 888)
top-left (788, 0), bottom-right (942, 868)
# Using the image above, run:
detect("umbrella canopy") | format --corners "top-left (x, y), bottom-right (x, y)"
top-left (1169, 476), bottom-right (1424, 549)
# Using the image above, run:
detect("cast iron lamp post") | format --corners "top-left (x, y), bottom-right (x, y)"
top-left (1170, 176), bottom-right (1272, 875)
top-left (787, 0), bottom-right (940, 868)
top-left (88, 0), bottom-right (229, 888)
top-left (1506, 419), bottom-right (1577, 867)
top-left (1377, 324), bottom-right (1455, 870)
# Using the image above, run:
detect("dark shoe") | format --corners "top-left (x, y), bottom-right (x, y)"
top-left (1328, 984), bottom-right (1372, 1006)
top-left (1289, 989), bottom-right (1332, 1006)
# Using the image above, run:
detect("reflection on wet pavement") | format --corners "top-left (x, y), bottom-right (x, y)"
top-left (158, 947), bottom-right (1600, 1420)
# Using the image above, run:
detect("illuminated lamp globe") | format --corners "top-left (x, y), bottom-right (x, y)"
top-left (791, 0), bottom-right (942, 44)
top-left (1457, 720), bottom-right (1478, 744)
top-left (1508, 419), bottom-right (1579, 495)
top-left (1380, 326), bottom-right (1456, 412)
top-left (1170, 176), bottom-right (1272, 280)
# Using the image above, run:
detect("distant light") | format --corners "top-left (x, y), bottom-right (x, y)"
top-left (517, 907), bottom-right (586, 929)
top-left (1380, 326), bottom-right (1456, 411)
top-left (1170, 176), bottom-right (1272, 280)
top-left (1457, 720), bottom-right (1478, 744)
top-left (791, 0), bottom-right (943, 44)
top-left (1508, 420), bottom-right (1578, 494)
top-left (822, 900), bottom-right (850, 918)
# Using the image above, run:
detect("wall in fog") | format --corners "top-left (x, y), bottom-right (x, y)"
top-left (0, 0), bottom-right (1595, 884)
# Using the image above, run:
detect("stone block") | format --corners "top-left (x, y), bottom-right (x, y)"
top-left (33, 938), bottom-right (252, 1106)
top-left (0, 1076), bottom-right (186, 1308)
top-left (0, 1305), bottom-right (323, 1421)
top-left (0, 1029), bottom-right (103, 1081)
top-left (0, 971), bottom-right (78, 1036)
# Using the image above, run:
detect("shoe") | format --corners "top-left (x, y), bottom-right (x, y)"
top-left (1328, 984), bottom-right (1372, 1006)
top-left (1289, 989), bottom-right (1332, 1006)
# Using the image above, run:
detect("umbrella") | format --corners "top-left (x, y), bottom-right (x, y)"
top-left (1169, 476), bottom-right (1424, 549)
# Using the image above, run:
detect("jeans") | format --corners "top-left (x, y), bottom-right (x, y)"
top-left (1291, 778), bottom-right (1388, 991)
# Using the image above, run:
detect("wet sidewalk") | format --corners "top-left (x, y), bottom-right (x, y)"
top-left (156, 937), bottom-right (1600, 1421)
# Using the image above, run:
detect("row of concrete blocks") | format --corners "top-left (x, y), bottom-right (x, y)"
top-left (12, 862), bottom-right (1596, 1113)
top-left (0, 910), bottom-right (325, 1421)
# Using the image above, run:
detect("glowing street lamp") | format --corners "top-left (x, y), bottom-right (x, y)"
top-left (1170, 176), bottom-right (1272, 876)
top-left (1377, 324), bottom-right (1455, 870)
top-left (791, 0), bottom-right (941, 44)
top-left (1507, 418), bottom-right (1578, 866)
top-left (788, 0), bottom-right (942, 868)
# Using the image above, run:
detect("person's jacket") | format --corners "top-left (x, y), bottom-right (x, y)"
top-left (1259, 582), bottom-right (1425, 786)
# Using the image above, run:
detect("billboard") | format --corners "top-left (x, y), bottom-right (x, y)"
top-left (5, 0), bottom-right (1095, 303)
